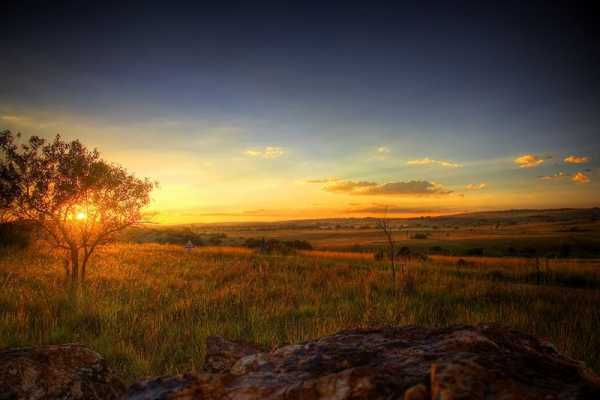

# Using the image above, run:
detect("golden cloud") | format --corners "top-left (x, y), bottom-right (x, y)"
top-left (244, 146), bottom-right (285, 159)
top-left (407, 157), bottom-right (462, 168)
top-left (323, 180), bottom-right (452, 196)
top-left (465, 183), bottom-right (487, 190)
top-left (514, 154), bottom-right (544, 168)
top-left (323, 180), bottom-right (378, 193)
top-left (564, 155), bottom-right (590, 165)
top-left (572, 172), bottom-right (590, 184)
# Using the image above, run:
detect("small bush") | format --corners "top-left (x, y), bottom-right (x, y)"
top-left (244, 238), bottom-right (312, 254)
top-left (466, 248), bottom-right (484, 256)
top-left (0, 223), bottom-right (32, 248)
top-left (456, 258), bottom-right (471, 267)
top-left (559, 243), bottom-right (571, 258)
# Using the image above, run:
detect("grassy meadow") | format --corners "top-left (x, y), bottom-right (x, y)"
top-left (123, 208), bottom-right (600, 258)
top-left (1, 243), bottom-right (599, 382)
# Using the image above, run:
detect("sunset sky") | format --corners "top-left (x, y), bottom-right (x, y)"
top-left (1, 2), bottom-right (599, 223)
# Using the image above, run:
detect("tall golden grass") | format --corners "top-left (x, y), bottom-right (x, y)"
top-left (1, 243), bottom-right (598, 383)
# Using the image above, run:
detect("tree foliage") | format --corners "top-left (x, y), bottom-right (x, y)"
top-left (0, 130), bottom-right (155, 287)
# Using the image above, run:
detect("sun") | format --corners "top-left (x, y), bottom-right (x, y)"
top-left (75, 211), bottom-right (87, 221)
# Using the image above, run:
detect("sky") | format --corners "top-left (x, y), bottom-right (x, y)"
top-left (1, 1), bottom-right (599, 223)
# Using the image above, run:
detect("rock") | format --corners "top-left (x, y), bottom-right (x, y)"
top-left (204, 336), bottom-right (266, 373)
top-left (125, 324), bottom-right (600, 399)
top-left (0, 343), bottom-right (125, 400)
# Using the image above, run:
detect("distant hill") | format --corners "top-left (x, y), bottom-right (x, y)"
top-left (179, 207), bottom-right (600, 230)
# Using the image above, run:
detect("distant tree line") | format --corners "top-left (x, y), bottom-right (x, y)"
top-left (244, 237), bottom-right (312, 254)
top-left (119, 227), bottom-right (227, 246)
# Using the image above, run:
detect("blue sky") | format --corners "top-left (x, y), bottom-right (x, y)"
top-left (1, 2), bottom-right (599, 222)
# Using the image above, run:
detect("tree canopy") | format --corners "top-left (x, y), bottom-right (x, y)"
top-left (0, 130), bottom-right (155, 286)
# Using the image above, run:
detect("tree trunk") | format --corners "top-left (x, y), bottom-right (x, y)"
top-left (391, 249), bottom-right (396, 293)
top-left (81, 257), bottom-right (87, 283)
top-left (70, 247), bottom-right (79, 291)
top-left (63, 258), bottom-right (71, 285)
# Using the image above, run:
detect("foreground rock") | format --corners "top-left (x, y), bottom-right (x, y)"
top-left (127, 325), bottom-right (600, 399)
top-left (204, 335), bottom-right (267, 373)
top-left (0, 344), bottom-right (125, 400)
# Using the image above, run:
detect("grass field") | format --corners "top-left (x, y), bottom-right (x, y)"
top-left (1, 243), bottom-right (599, 383)
top-left (125, 209), bottom-right (600, 258)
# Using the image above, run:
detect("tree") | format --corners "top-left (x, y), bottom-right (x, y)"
top-left (376, 210), bottom-right (405, 292)
top-left (0, 130), bottom-right (155, 289)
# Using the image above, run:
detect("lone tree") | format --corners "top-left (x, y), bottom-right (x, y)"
top-left (376, 209), bottom-right (408, 293)
top-left (0, 130), bottom-right (155, 289)
top-left (376, 214), bottom-right (398, 288)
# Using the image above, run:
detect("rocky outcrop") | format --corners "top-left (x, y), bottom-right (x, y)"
top-left (2, 326), bottom-right (598, 399)
top-left (0, 343), bottom-right (125, 400)
top-left (126, 325), bottom-right (600, 399)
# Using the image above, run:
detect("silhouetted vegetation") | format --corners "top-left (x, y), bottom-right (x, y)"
top-left (120, 226), bottom-right (227, 246)
top-left (466, 247), bottom-right (484, 256)
top-left (244, 237), bottom-right (312, 254)
top-left (0, 222), bottom-right (33, 248)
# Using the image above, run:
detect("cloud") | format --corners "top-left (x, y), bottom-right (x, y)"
top-left (305, 177), bottom-right (340, 184)
top-left (344, 203), bottom-right (450, 214)
top-left (572, 171), bottom-right (590, 184)
top-left (322, 179), bottom-right (452, 196)
top-left (0, 114), bottom-right (27, 123)
top-left (377, 146), bottom-right (390, 154)
top-left (465, 183), bottom-right (487, 190)
top-left (514, 154), bottom-right (544, 168)
top-left (406, 157), bottom-right (462, 168)
top-left (172, 208), bottom-right (278, 218)
top-left (244, 146), bottom-right (285, 159)
top-left (564, 155), bottom-right (590, 165)
top-left (323, 180), bottom-right (378, 193)
top-left (364, 181), bottom-right (452, 195)
top-left (539, 171), bottom-right (566, 180)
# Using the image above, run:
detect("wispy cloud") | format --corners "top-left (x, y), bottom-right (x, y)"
top-left (465, 183), bottom-right (487, 190)
top-left (244, 146), bottom-right (286, 159)
top-left (165, 208), bottom-right (279, 218)
top-left (539, 171), bottom-right (566, 180)
top-left (406, 157), bottom-right (462, 168)
top-left (572, 171), bottom-right (590, 184)
top-left (322, 179), bottom-right (452, 196)
top-left (305, 177), bottom-right (340, 184)
top-left (377, 146), bottom-right (390, 154)
top-left (0, 114), bottom-right (28, 123)
top-left (514, 154), bottom-right (544, 168)
top-left (564, 155), bottom-right (590, 165)
top-left (344, 203), bottom-right (450, 214)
